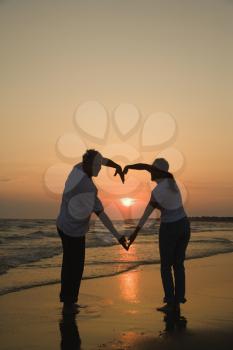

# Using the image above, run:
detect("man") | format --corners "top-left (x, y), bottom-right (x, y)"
top-left (57, 149), bottom-right (128, 314)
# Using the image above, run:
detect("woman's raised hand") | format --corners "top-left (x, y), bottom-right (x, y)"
top-left (114, 165), bottom-right (125, 183)
top-left (123, 165), bottom-right (130, 175)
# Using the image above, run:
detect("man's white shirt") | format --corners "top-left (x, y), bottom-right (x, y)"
top-left (56, 163), bottom-right (104, 237)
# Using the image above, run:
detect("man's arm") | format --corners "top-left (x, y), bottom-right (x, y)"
top-left (95, 210), bottom-right (128, 250)
top-left (128, 198), bottom-right (158, 247)
top-left (102, 157), bottom-right (125, 183)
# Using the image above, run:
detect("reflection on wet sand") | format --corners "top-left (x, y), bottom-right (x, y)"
top-left (59, 314), bottom-right (82, 350)
top-left (119, 245), bottom-right (140, 303)
top-left (160, 309), bottom-right (188, 337)
top-left (116, 311), bottom-right (188, 349)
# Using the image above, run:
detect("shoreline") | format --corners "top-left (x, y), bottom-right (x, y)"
top-left (1, 250), bottom-right (233, 297)
top-left (0, 253), bottom-right (233, 349)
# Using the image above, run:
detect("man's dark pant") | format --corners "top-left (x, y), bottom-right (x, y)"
top-left (57, 227), bottom-right (85, 305)
top-left (159, 217), bottom-right (190, 304)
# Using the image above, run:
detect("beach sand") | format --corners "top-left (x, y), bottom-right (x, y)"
top-left (0, 253), bottom-right (233, 350)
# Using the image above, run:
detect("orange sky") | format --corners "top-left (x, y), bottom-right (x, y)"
top-left (1, 0), bottom-right (233, 218)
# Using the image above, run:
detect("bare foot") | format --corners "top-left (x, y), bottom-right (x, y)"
top-left (157, 303), bottom-right (177, 313)
top-left (74, 303), bottom-right (87, 308)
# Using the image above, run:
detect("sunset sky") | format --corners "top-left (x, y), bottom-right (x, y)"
top-left (1, 0), bottom-right (233, 218)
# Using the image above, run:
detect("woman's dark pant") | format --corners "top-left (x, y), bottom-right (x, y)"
top-left (159, 217), bottom-right (190, 304)
top-left (57, 227), bottom-right (85, 305)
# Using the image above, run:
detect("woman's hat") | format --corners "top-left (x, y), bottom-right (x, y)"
top-left (152, 158), bottom-right (169, 172)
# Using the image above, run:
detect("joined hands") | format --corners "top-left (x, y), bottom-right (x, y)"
top-left (118, 236), bottom-right (129, 251)
top-left (114, 164), bottom-right (139, 251)
top-left (113, 164), bottom-right (132, 184)
top-left (118, 231), bottom-right (138, 251)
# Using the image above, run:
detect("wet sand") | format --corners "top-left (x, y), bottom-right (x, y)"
top-left (0, 253), bottom-right (233, 350)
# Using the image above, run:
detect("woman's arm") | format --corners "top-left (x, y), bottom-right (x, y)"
top-left (128, 199), bottom-right (158, 247)
top-left (124, 163), bottom-right (173, 181)
top-left (123, 163), bottom-right (153, 174)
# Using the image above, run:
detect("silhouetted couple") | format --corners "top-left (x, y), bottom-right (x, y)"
top-left (56, 149), bottom-right (190, 315)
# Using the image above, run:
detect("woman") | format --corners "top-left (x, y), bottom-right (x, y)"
top-left (124, 158), bottom-right (190, 313)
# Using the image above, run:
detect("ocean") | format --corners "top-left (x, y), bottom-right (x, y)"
top-left (0, 218), bottom-right (233, 296)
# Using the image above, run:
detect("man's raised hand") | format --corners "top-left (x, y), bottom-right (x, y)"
top-left (102, 158), bottom-right (125, 183)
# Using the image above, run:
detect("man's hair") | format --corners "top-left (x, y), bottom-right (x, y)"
top-left (82, 149), bottom-right (101, 166)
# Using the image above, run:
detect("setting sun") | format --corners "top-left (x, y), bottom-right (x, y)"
top-left (121, 198), bottom-right (136, 207)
